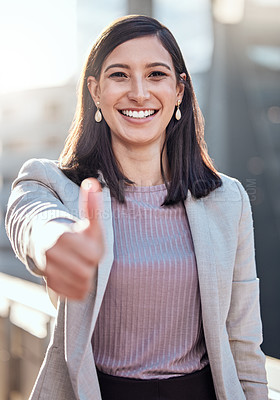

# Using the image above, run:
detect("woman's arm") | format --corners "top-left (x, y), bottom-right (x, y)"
top-left (5, 159), bottom-right (104, 300)
top-left (226, 181), bottom-right (268, 399)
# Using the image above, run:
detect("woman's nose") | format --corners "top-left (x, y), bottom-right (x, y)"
top-left (127, 77), bottom-right (150, 104)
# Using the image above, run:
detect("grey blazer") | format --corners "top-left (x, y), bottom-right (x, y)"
top-left (5, 158), bottom-right (268, 400)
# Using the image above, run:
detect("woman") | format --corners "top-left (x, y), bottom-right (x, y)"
top-left (6, 15), bottom-right (268, 400)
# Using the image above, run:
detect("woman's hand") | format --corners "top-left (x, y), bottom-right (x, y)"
top-left (44, 178), bottom-right (105, 300)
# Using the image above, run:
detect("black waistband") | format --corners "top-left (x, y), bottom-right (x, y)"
top-left (96, 364), bottom-right (217, 400)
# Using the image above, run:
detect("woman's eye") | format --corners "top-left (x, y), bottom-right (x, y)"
top-left (149, 71), bottom-right (167, 78)
top-left (109, 72), bottom-right (127, 78)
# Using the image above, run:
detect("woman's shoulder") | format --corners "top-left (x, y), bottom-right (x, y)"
top-left (13, 158), bottom-right (71, 188)
top-left (197, 172), bottom-right (252, 226)
top-left (11, 158), bottom-right (81, 211)
top-left (204, 172), bottom-right (249, 204)
top-left (15, 157), bottom-right (61, 177)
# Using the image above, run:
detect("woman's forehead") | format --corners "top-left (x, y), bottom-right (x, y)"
top-left (101, 36), bottom-right (174, 71)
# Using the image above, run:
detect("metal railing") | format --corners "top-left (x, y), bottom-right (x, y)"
top-left (0, 273), bottom-right (56, 400)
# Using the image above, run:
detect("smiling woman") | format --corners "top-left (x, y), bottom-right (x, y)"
top-left (86, 35), bottom-right (184, 179)
top-left (5, 15), bottom-right (268, 400)
top-left (59, 16), bottom-right (221, 204)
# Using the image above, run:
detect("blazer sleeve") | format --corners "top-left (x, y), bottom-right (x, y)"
top-left (5, 158), bottom-right (80, 276)
top-left (226, 180), bottom-right (268, 399)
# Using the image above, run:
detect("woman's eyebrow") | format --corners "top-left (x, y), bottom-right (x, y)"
top-left (146, 62), bottom-right (171, 70)
top-left (104, 62), bottom-right (171, 73)
top-left (104, 63), bottom-right (130, 72)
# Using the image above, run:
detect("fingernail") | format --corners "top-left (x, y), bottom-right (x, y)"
top-left (81, 180), bottom-right (93, 190)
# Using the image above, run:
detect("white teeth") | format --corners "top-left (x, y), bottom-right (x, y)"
top-left (120, 109), bottom-right (156, 119)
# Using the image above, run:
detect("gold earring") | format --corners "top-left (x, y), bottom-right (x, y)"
top-left (95, 101), bottom-right (102, 123)
top-left (175, 100), bottom-right (181, 121)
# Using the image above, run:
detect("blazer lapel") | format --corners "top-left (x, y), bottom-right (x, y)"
top-left (65, 185), bottom-right (114, 398)
top-left (184, 194), bottom-right (223, 366)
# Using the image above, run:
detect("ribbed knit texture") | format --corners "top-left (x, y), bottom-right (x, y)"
top-left (92, 183), bottom-right (208, 379)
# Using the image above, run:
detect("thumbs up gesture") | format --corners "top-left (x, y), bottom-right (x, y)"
top-left (44, 178), bottom-right (105, 300)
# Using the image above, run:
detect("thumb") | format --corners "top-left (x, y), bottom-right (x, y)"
top-left (79, 178), bottom-right (104, 240)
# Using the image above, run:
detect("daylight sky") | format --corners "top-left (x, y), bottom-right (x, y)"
top-left (0, 0), bottom-right (77, 93)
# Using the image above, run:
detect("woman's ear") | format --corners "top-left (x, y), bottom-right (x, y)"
top-left (87, 76), bottom-right (100, 105)
top-left (176, 73), bottom-right (186, 101)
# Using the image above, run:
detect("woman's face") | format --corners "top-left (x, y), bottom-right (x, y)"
top-left (88, 35), bottom-right (185, 150)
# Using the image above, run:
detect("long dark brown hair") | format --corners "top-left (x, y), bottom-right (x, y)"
top-left (59, 15), bottom-right (222, 205)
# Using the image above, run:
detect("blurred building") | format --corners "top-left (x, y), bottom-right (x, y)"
top-left (0, 84), bottom-right (77, 282)
top-left (208, 0), bottom-right (280, 358)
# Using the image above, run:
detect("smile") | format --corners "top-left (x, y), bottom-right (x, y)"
top-left (119, 109), bottom-right (158, 119)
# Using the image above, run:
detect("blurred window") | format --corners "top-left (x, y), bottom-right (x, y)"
top-left (0, 107), bottom-right (15, 121)
top-left (154, 0), bottom-right (214, 74)
top-left (213, 0), bottom-right (245, 24)
top-left (44, 102), bottom-right (62, 121)
top-left (249, 0), bottom-right (280, 6)
top-left (44, 135), bottom-right (61, 148)
top-left (3, 140), bottom-right (28, 152)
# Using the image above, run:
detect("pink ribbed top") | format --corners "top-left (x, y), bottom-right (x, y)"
top-left (92, 183), bottom-right (208, 379)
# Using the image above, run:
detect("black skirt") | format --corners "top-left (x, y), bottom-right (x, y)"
top-left (97, 364), bottom-right (217, 400)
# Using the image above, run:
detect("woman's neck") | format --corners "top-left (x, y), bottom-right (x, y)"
top-left (112, 141), bottom-right (169, 187)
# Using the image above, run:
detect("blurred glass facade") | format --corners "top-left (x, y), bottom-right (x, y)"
top-left (207, 0), bottom-right (280, 358)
